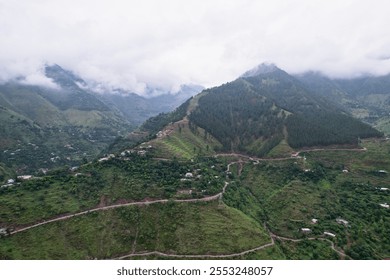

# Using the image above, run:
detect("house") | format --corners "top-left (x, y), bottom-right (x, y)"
top-left (342, 169), bottom-right (349, 173)
top-left (379, 203), bottom-right (389, 208)
top-left (0, 228), bottom-right (8, 236)
top-left (185, 172), bottom-right (193, 178)
top-left (336, 218), bottom-right (349, 226)
top-left (324, 231), bottom-right (336, 238)
top-left (291, 152), bottom-right (300, 157)
top-left (380, 188), bottom-right (388, 191)
top-left (378, 170), bottom-right (388, 174)
top-left (7, 179), bottom-right (15, 184)
top-left (311, 218), bottom-right (318, 224)
top-left (98, 154), bottom-right (115, 162)
top-left (156, 131), bottom-right (164, 138)
top-left (301, 228), bottom-right (311, 233)
top-left (17, 175), bottom-right (33, 180)
top-left (39, 168), bottom-right (49, 174)
top-left (69, 166), bottom-right (79, 172)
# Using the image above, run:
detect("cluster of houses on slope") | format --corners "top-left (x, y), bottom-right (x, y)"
top-left (156, 128), bottom-right (174, 138)
top-left (300, 217), bottom-right (353, 238)
top-left (1, 175), bottom-right (35, 189)
top-left (97, 146), bottom-right (154, 163)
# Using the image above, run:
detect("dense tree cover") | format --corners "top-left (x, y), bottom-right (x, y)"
top-left (296, 72), bottom-right (390, 136)
top-left (286, 112), bottom-right (382, 148)
top-left (188, 70), bottom-right (382, 153)
top-left (189, 81), bottom-right (285, 155)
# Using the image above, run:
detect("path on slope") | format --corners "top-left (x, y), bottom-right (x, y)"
top-left (10, 182), bottom-right (229, 235)
top-left (216, 147), bottom-right (367, 161)
top-left (8, 149), bottom-right (360, 259)
top-left (114, 227), bottom-right (350, 260)
top-left (10, 161), bottom-right (241, 235)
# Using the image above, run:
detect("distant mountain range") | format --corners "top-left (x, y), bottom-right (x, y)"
top-left (0, 64), bottom-right (201, 174)
top-left (2, 62), bottom-right (390, 174)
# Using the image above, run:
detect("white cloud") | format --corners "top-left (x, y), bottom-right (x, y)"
top-left (0, 0), bottom-right (390, 94)
top-left (20, 72), bottom-right (60, 89)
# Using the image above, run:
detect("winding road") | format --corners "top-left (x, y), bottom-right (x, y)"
top-left (10, 183), bottom-right (229, 235)
top-left (6, 149), bottom-right (362, 259)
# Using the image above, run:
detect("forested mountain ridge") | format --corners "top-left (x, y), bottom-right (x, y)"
top-left (186, 64), bottom-right (382, 156)
top-left (296, 72), bottom-right (390, 135)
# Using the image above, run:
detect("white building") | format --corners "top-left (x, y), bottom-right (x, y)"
top-left (336, 218), bottom-right (349, 226)
top-left (324, 231), bottom-right (336, 238)
top-left (379, 203), bottom-right (389, 209)
top-left (301, 228), bottom-right (311, 233)
top-left (17, 175), bottom-right (33, 180)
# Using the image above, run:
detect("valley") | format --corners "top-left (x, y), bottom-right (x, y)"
top-left (0, 137), bottom-right (388, 259)
top-left (0, 63), bottom-right (389, 260)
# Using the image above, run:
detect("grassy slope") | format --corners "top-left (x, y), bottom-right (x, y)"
top-left (151, 123), bottom-right (222, 159)
top-left (0, 85), bottom-right (133, 174)
top-left (0, 155), bottom-right (227, 226)
top-left (224, 139), bottom-right (390, 259)
top-left (0, 201), bottom-right (270, 260)
top-left (1, 135), bottom-right (388, 259)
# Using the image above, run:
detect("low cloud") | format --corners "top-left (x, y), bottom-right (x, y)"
top-left (1, 0), bottom-right (390, 95)
top-left (20, 72), bottom-right (60, 89)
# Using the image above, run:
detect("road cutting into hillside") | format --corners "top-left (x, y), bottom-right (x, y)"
top-left (10, 183), bottom-right (229, 235)
top-left (6, 159), bottom-right (352, 260)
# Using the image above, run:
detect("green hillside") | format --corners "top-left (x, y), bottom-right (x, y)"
top-left (188, 66), bottom-right (381, 156)
top-left (297, 72), bottom-right (390, 136)
top-left (1, 137), bottom-right (388, 259)
top-left (1, 64), bottom-right (388, 260)
top-left (0, 81), bottom-right (134, 174)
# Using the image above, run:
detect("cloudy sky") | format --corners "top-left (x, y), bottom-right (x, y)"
top-left (1, 0), bottom-right (390, 94)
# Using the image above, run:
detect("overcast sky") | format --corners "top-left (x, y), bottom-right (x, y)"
top-left (1, 0), bottom-right (390, 94)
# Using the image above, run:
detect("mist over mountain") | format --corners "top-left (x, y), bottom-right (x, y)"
top-left (0, 64), bottom-right (202, 173)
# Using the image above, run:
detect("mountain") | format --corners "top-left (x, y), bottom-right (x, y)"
top-left (138, 64), bottom-right (381, 159)
top-left (0, 79), bottom-right (133, 174)
top-left (240, 62), bottom-right (280, 77)
top-left (296, 72), bottom-right (390, 135)
top-left (0, 64), bottom-right (201, 173)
